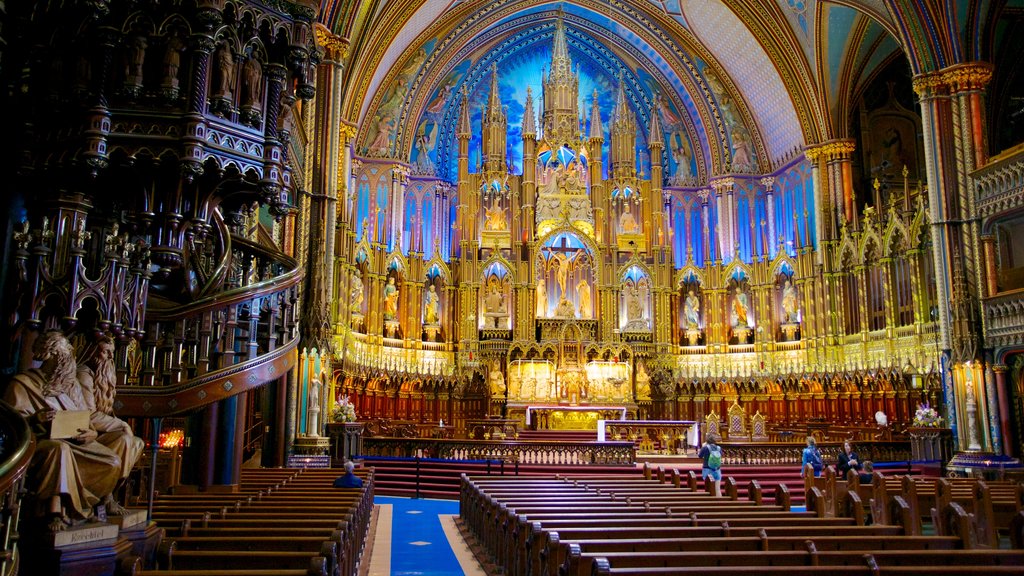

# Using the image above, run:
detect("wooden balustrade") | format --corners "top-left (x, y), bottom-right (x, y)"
top-left (116, 234), bottom-right (301, 417)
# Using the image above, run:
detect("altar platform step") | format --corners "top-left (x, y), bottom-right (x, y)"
top-left (361, 456), bottom-right (639, 499)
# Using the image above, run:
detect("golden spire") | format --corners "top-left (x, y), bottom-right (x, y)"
top-left (648, 94), bottom-right (664, 147)
top-left (541, 9), bottom-right (580, 144)
top-left (457, 87), bottom-right (471, 138)
top-left (522, 86), bottom-right (536, 137)
top-left (588, 89), bottom-right (603, 140)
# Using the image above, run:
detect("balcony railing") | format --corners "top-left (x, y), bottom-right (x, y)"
top-left (115, 233), bottom-right (301, 417)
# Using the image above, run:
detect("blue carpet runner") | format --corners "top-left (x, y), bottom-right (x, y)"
top-left (376, 496), bottom-right (466, 576)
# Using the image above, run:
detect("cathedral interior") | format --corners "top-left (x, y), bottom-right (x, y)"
top-left (2, 0), bottom-right (1024, 571)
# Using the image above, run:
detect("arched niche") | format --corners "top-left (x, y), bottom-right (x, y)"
top-left (536, 231), bottom-right (595, 320)
top-left (619, 265), bottom-right (651, 333)
top-left (480, 260), bottom-right (512, 330)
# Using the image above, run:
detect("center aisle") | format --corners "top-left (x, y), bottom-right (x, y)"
top-left (367, 496), bottom-right (486, 576)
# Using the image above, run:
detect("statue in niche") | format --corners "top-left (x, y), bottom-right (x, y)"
top-left (125, 35), bottom-right (147, 86)
top-left (536, 277), bottom-right (548, 318)
top-left (619, 201), bottom-right (639, 234)
top-left (349, 269), bottom-right (364, 312)
top-left (4, 332), bottom-right (129, 531)
top-left (484, 281), bottom-right (505, 314)
top-left (732, 286), bottom-right (751, 327)
top-left (278, 98), bottom-right (294, 133)
top-left (635, 363), bottom-right (652, 401)
top-left (781, 280), bottom-right (799, 323)
top-left (684, 290), bottom-right (701, 330)
top-left (424, 284), bottom-right (440, 325)
top-left (383, 277), bottom-right (399, 320)
top-left (488, 361), bottom-right (506, 398)
top-left (242, 56), bottom-right (263, 107)
top-left (576, 277), bottom-right (592, 319)
top-left (306, 379), bottom-right (321, 437)
top-left (626, 282), bottom-right (646, 323)
top-left (214, 42), bottom-right (235, 98)
top-left (162, 35), bottom-right (185, 89)
top-left (76, 335), bottom-right (143, 513)
top-left (965, 375), bottom-right (981, 450)
top-left (484, 197), bottom-right (507, 231)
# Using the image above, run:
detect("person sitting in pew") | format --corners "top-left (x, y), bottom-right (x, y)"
top-left (332, 460), bottom-right (363, 488)
top-left (858, 460), bottom-right (874, 484)
top-left (837, 441), bottom-right (862, 478)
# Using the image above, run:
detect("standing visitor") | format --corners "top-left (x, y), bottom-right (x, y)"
top-left (802, 436), bottom-right (823, 477)
top-left (697, 433), bottom-right (723, 496)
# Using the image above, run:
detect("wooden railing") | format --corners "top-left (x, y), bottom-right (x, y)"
top-left (115, 233), bottom-right (301, 417)
top-left (361, 437), bottom-right (636, 466)
top-left (0, 401), bottom-right (35, 576)
top-left (605, 420), bottom-right (695, 454)
top-left (718, 440), bottom-right (912, 466)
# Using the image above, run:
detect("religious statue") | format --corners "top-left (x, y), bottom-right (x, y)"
top-left (76, 336), bottom-right (144, 512)
top-left (306, 379), bottom-right (321, 437)
top-left (424, 284), bottom-right (440, 325)
top-left (635, 363), bottom-right (652, 401)
top-left (732, 286), bottom-right (750, 327)
top-left (242, 57), bottom-right (263, 107)
top-left (626, 283), bottom-right (645, 323)
top-left (781, 280), bottom-right (799, 323)
top-left (5, 331), bottom-right (130, 531)
top-left (488, 361), bottom-right (506, 398)
top-left (618, 201), bottom-right (639, 234)
top-left (125, 35), bottom-right (147, 87)
top-left (162, 36), bottom-right (185, 90)
top-left (536, 277), bottom-right (548, 318)
top-left (540, 163), bottom-right (561, 196)
top-left (484, 197), bottom-right (507, 231)
top-left (383, 277), bottom-right (399, 320)
top-left (553, 252), bottom-right (570, 300)
top-left (576, 277), bottom-right (592, 319)
top-left (349, 269), bottom-right (364, 313)
top-left (684, 290), bottom-right (700, 330)
top-left (484, 281), bottom-right (504, 313)
top-left (214, 42), bottom-right (235, 98)
top-left (965, 375), bottom-right (981, 450)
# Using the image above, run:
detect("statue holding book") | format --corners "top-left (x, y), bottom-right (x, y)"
top-left (4, 331), bottom-right (138, 531)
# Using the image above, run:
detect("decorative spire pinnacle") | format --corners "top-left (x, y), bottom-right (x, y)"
top-left (551, 8), bottom-right (571, 72)
top-left (485, 63), bottom-right (504, 124)
top-left (648, 94), bottom-right (664, 147)
top-left (589, 89), bottom-right (603, 140)
top-left (522, 86), bottom-right (536, 136)
top-left (457, 87), bottom-right (471, 137)
top-left (611, 71), bottom-right (634, 128)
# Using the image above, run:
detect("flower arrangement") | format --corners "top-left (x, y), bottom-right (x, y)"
top-left (332, 396), bottom-right (358, 423)
top-left (913, 403), bottom-right (942, 428)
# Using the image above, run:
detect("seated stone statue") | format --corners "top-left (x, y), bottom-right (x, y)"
top-left (76, 335), bottom-right (144, 512)
top-left (4, 331), bottom-right (127, 531)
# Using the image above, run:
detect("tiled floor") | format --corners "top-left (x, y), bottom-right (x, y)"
top-left (367, 497), bottom-right (486, 576)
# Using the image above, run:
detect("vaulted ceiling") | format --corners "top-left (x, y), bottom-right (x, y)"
top-left (316, 0), bottom-right (1012, 179)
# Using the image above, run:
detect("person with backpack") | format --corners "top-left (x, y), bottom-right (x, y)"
top-left (802, 436), bottom-right (824, 477)
top-left (698, 433), bottom-right (723, 495)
